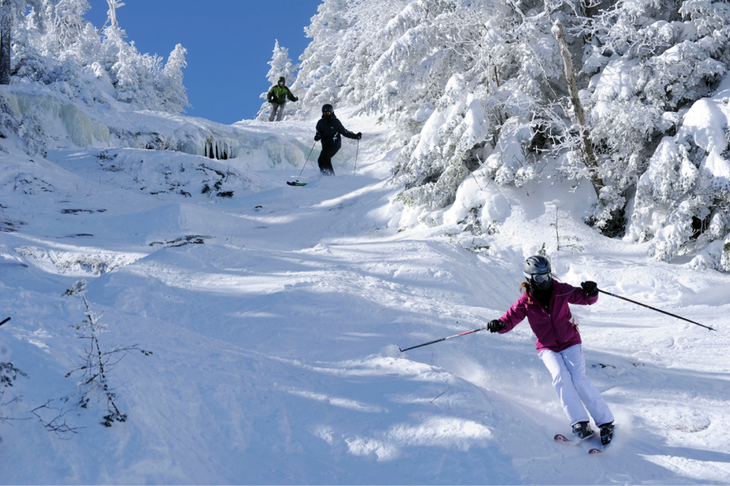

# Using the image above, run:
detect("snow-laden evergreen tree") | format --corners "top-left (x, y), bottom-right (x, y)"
top-left (295, 0), bottom-right (583, 211)
top-left (256, 39), bottom-right (297, 121)
top-left (4, 0), bottom-right (188, 113)
top-left (159, 43), bottom-right (188, 113)
top-left (578, 0), bottom-right (727, 237)
top-left (11, 3), bottom-right (48, 82)
top-left (45, 0), bottom-right (89, 54)
top-left (294, 0), bottom-right (730, 268)
top-left (585, 0), bottom-right (730, 268)
top-left (296, 0), bottom-right (516, 209)
top-left (295, 0), bottom-right (354, 111)
top-left (99, 22), bottom-right (188, 112)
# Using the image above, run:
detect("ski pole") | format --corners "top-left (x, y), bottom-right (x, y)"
top-left (0, 317), bottom-right (10, 327)
top-left (295, 141), bottom-right (317, 181)
top-left (399, 326), bottom-right (488, 352)
top-left (353, 139), bottom-right (360, 175)
top-left (598, 289), bottom-right (715, 331)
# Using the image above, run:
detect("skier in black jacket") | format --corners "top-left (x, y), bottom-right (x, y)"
top-left (314, 104), bottom-right (361, 175)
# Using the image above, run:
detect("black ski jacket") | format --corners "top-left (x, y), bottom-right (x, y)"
top-left (315, 115), bottom-right (357, 149)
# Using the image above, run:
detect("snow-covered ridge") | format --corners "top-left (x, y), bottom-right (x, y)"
top-left (1, 86), bottom-right (111, 147)
top-left (2, 83), bottom-right (312, 169)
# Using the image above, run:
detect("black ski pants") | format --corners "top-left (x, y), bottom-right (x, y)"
top-left (318, 144), bottom-right (339, 176)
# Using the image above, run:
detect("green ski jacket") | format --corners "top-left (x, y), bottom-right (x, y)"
top-left (267, 77), bottom-right (298, 105)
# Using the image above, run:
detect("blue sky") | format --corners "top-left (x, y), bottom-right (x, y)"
top-left (84, 0), bottom-right (323, 125)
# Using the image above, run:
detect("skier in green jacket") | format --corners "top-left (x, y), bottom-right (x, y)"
top-left (267, 77), bottom-right (298, 122)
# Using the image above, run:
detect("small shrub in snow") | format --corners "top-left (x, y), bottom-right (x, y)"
top-left (64, 280), bottom-right (151, 427)
top-left (30, 399), bottom-right (81, 436)
top-left (0, 361), bottom-right (28, 441)
top-left (0, 361), bottom-right (27, 389)
top-left (550, 207), bottom-right (583, 253)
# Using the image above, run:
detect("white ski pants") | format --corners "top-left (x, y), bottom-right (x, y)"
top-left (539, 344), bottom-right (614, 427)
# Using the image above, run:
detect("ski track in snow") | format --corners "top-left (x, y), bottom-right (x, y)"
top-left (1, 115), bottom-right (729, 484)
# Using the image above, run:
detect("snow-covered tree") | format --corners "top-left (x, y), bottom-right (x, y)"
top-left (104, 0), bottom-right (123, 29)
top-left (266, 40), bottom-right (296, 88)
top-left (2, 0), bottom-right (188, 114)
top-left (46, 0), bottom-right (90, 54)
top-left (295, 0), bottom-right (355, 111)
top-left (295, 0), bottom-right (517, 208)
top-left (385, 0), bottom-right (569, 210)
top-left (293, 0), bottom-right (730, 267)
top-left (583, 0), bottom-right (730, 257)
top-left (159, 43), bottom-right (188, 113)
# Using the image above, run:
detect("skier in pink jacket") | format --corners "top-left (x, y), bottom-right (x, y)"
top-left (488, 255), bottom-right (615, 445)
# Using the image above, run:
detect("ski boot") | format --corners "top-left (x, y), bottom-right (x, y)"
top-left (572, 421), bottom-right (594, 440)
top-left (599, 422), bottom-right (614, 446)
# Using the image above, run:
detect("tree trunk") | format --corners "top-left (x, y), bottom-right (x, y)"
top-left (0, 0), bottom-right (12, 85)
top-left (551, 18), bottom-right (604, 194)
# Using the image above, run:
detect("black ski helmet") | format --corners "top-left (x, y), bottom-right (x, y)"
top-left (523, 255), bottom-right (553, 290)
top-left (322, 104), bottom-right (333, 114)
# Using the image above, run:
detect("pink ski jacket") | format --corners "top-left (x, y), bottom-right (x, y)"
top-left (497, 281), bottom-right (598, 353)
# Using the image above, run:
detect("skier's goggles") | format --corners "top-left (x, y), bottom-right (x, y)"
top-left (532, 273), bottom-right (552, 283)
top-left (323, 110), bottom-right (332, 115)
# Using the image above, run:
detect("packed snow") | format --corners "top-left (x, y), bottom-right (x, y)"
top-left (1, 100), bottom-right (729, 484)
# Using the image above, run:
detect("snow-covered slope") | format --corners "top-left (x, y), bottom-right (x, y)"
top-left (1, 109), bottom-right (729, 484)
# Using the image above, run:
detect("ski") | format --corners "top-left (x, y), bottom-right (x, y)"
top-left (554, 434), bottom-right (606, 455)
top-left (287, 181), bottom-right (307, 186)
top-left (554, 434), bottom-right (570, 442)
top-left (0, 317), bottom-right (9, 327)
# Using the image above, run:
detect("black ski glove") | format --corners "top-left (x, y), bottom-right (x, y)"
top-left (581, 281), bottom-right (598, 298)
top-left (488, 319), bottom-right (505, 333)
top-left (356, 132), bottom-right (362, 140)
top-left (314, 134), bottom-right (321, 141)
top-left (293, 97), bottom-right (299, 102)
